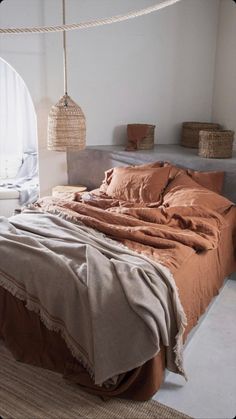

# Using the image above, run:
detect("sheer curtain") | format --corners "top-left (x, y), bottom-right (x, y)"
top-left (0, 58), bottom-right (37, 179)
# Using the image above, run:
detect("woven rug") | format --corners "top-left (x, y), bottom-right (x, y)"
top-left (0, 341), bottom-right (191, 419)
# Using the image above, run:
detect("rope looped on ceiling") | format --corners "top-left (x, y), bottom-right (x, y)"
top-left (0, 0), bottom-right (182, 35)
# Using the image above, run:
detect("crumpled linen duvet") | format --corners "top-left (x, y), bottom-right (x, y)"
top-left (38, 191), bottom-right (227, 272)
top-left (0, 189), bottom-right (230, 387)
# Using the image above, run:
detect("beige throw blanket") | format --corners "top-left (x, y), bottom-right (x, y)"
top-left (0, 211), bottom-right (187, 385)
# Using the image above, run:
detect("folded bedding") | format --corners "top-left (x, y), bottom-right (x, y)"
top-left (0, 161), bottom-right (233, 392)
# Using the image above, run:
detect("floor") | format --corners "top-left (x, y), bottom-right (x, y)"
top-left (154, 277), bottom-right (236, 419)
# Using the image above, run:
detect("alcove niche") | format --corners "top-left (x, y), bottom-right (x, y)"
top-left (0, 57), bottom-right (39, 217)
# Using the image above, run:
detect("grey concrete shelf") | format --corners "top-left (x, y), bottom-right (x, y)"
top-left (67, 144), bottom-right (236, 202)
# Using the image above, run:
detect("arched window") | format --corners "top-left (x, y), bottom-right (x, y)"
top-left (0, 57), bottom-right (38, 208)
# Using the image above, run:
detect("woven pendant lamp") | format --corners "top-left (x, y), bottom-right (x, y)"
top-left (48, 0), bottom-right (86, 151)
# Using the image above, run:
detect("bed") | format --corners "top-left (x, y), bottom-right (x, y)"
top-left (0, 161), bottom-right (235, 401)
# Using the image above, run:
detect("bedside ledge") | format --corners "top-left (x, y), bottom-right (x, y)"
top-left (67, 144), bottom-right (236, 203)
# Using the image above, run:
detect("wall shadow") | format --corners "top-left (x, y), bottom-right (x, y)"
top-left (112, 125), bottom-right (127, 146)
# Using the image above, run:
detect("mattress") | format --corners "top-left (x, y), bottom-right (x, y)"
top-left (0, 206), bottom-right (235, 401)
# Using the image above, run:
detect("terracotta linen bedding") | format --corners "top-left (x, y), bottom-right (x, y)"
top-left (36, 193), bottom-right (229, 272)
top-left (0, 193), bottom-right (235, 400)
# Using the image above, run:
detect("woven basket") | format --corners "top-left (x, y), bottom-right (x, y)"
top-left (181, 122), bottom-right (221, 148)
top-left (126, 124), bottom-right (155, 151)
top-left (48, 94), bottom-right (86, 151)
top-left (199, 130), bottom-right (234, 159)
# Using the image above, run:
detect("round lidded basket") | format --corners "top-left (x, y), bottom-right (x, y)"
top-left (199, 130), bottom-right (234, 159)
top-left (48, 94), bottom-right (86, 151)
top-left (181, 122), bottom-right (221, 148)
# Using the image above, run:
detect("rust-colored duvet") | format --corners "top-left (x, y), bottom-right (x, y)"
top-left (0, 194), bottom-right (235, 401)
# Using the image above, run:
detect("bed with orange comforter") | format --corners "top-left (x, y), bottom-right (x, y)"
top-left (0, 162), bottom-right (235, 400)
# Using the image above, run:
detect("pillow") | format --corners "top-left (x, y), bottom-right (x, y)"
top-left (162, 172), bottom-right (232, 213)
top-left (187, 169), bottom-right (224, 194)
top-left (105, 166), bottom-right (170, 204)
top-left (165, 164), bottom-right (224, 194)
top-left (99, 161), bottom-right (167, 194)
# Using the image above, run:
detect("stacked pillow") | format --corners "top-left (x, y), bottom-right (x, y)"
top-left (165, 163), bottom-right (224, 194)
top-left (162, 172), bottom-right (232, 213)
top-left (104, 165), bottom-right (170, 204)
top-left (98, 161), bottom-right (232, 212)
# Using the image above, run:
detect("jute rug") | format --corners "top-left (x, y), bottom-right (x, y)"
top-left (0, 341), bottom-right (191, 419)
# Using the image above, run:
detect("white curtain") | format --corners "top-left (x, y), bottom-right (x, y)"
top-left (0, 58), bottom-right (37, 158)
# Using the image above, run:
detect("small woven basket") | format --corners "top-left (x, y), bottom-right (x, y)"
top-left (181, 122), bottom-right (221, 148)
top-left (48, 94), bottom-right (86, 151)
top-left (199, 130), bottom-right (234, 159)
top-left (126, 124), bottom-right (155, 151)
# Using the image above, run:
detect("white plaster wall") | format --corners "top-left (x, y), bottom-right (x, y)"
top-left (212, 0), bottom-right (236, 148)
top-left (0, 0), bottom-right (220, 195)
top-left (44, 0), bottom-right (220, 147)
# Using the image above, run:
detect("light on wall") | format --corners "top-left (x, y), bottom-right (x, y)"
top-left (47, 0), bottom-right (86, 152)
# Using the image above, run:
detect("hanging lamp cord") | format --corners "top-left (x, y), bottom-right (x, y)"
top-left (62, 0), bottom-right (68, 105)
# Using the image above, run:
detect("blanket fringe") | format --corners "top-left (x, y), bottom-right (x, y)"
top-left (157, 263), bottom-right (188, 380)
top-left (0, 274), bottom-right (95, 382)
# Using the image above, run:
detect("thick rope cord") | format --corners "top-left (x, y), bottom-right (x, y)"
top-left (0, 0), bottom-right (183, 35)
top-left (62, 0), bottom-right (68, 96)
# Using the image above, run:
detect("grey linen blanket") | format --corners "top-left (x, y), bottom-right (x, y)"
top-left (0, 211), bottom-right (187, 385)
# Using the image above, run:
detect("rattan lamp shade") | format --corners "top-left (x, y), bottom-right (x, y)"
top-left (47, 0), bottom-right (86, 152)
top-left (48, 94), bottom-right (86, 151)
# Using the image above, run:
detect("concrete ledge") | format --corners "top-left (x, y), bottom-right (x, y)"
top-left (67, 145), bottom-right (236, 202)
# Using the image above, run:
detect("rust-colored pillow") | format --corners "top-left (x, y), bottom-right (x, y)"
top-left (99, 161), bottom-right (167, 194)
top-left (165, 164), bottom-right (224, 194)
top-left (187, 169), bottom-right (224, 194)
top-left (163, 172), bottom-right (232, 213)
top-left (105, 166), bottom-right (170, 204)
